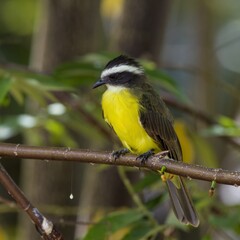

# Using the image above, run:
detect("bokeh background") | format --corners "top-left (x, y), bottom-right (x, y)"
top-left (0, 0), bottom-right (240, 239)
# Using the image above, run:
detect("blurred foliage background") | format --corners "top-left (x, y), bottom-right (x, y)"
top-left (0, 0), bottom-right (240, 239)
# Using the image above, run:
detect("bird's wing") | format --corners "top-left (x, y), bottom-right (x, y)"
top-left (138, 84), bottom-right (199, 227)
top-left (139, 84), bottom-right (182, 161)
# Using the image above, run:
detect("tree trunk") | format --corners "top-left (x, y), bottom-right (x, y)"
top-left (17, 0), bottom-right (102, 239)
top-left (111, 0), bottom-right (171, 63)
top-left (30, 0), bottom-right (103, 71)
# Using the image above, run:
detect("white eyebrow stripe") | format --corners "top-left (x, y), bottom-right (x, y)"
top-left (101, 65), bottom-right (143, 78)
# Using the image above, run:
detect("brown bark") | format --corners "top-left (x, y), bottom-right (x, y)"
top-left (17, 0), bottom-right (102, 239)
top-left (1, 143), bottom-right (240, 186)
top-left (111, 0), bottom-right (171, 63)
top-left (30, 0), bottom-right (103, 71)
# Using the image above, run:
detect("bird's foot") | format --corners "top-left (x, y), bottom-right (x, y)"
top-left (112, 148), bottom-right (130, 160)
top-left (136, 149), bottom-right (155, 164)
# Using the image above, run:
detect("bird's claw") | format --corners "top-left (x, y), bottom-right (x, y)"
top-left (136, 149), bottom-right (155, 164)
top-left (112, 148), bottom-right (129, 160)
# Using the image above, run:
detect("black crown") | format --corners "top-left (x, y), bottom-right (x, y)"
top-left (105, 55), bottom-right (141, 69)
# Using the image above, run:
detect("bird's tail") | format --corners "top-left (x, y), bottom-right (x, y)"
top-left (166, 176), bottom-right (199, 227)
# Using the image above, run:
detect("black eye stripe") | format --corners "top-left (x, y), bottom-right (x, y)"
top-left (106, 71), bottom-right (141, 79)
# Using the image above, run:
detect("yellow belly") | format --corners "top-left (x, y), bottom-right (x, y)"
top-left (102, 87), bottom-right (160, 154)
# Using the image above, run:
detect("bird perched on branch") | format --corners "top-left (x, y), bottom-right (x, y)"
top-left (93, 55), bottom-right (199, 227)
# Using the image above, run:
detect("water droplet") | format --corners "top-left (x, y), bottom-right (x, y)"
top-left (187, 176), bottom-right (192, 180)
top-left (90, 163), bottom-right (95, 166)
top-left (44, 159), bottom-right (49, 163)
top-left (69, 193), bottom-right (74, 199)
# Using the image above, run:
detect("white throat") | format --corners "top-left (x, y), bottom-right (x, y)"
top-left (106, 85), bottom-right (126, 92)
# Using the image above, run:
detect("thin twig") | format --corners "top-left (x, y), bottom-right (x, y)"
top-left (0, 163), bottom-right (64, 240)
top-left (0, 143), bottom-right (240, 186)
top-left (118, 166), bottom-right (158, 226)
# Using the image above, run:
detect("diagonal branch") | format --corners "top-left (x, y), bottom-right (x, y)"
top-left (0, 143), bottom-right (240, 186)
top-left (0, 163), bottom-right (64, 240)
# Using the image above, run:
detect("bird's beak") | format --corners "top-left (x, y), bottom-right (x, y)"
top-left (92, 79), bottom-right (106, 89)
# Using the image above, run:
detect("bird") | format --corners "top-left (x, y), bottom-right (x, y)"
top-left (93, 55), bottom-right (199, 227)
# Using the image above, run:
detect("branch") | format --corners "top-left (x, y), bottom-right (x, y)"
top-left (0, 143), bottom-right (240, 186)
top-left (0, 162), bottom-right (64, 240)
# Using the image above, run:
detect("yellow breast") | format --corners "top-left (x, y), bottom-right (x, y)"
top-left (102, 87), bottom-right (160, 154)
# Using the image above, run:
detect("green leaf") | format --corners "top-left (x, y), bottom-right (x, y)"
top-left (53, 55), bottom-right (106, 87)
top-left (54, 62), bottom-right (100, 87)
top-left (133, 173), bottom-right (160, 193)
top-left (145, 194), bottom-right (166, 210)
top-left (202, 115), bottom-right (240, 137)
top-left (202, 124), bottom-right (240, 137)
top-left (0, 74), bottom-right (13, 103)
top-left (201, 235), bottom-right (212, 240)
top-left (122, 221), bottom-right (156, 240)
top-left (83, 209), bottom-right (144, 240)
top-left (44, 119), bottom-right (77, 147)
top-left (209, 211), bottom-right (240, 230)
top-left (11, 78), bottom-right (56, 106)
top-left (8, 69), bottom-right (74, 91)
top-left (146, 68), bottom-right (177, 88)
top-left (9, 85), bottom-right (24, 104)
top-left (218, 115), bottom-right (237, 128)
top-left (145, 68), bottom-right (188, 102)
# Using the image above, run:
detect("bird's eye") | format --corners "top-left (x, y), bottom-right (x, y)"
top-left (108, 75), bottom-right (115, 80)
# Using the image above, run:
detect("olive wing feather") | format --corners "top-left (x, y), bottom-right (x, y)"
top-left (139, 84), bottom-right (182, 161)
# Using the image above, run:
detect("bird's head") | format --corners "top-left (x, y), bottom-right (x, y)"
top-left (93, 55), bottom-right (145, 89)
